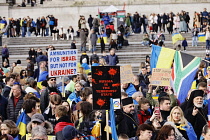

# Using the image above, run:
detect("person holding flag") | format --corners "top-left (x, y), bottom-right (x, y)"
top-left (16, 99), bottom-right (37, 138)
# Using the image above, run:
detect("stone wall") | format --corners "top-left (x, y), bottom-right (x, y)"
top-left (1, 2), bottom-right (210, 31)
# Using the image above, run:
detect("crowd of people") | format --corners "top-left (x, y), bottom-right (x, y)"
top-left (1, 45), bottom-right (210, 140)
top-left (1, 8), bottom-right (210, 140)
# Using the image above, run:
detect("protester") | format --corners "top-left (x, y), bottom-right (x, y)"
top-left (118, 97), bottom-right (138, 138)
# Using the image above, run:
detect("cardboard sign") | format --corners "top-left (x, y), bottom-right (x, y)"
top-left (48, 49), bottom-right (77, 77)
top-left (92, 66), bottom-right (121, 110)
top-left (150, 68), bottom-right (171, 86)
top-left (120, 65), bottom-right (134, 84)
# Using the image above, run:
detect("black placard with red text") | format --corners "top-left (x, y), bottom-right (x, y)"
top-left (92, 66), bottom-right (121, 110)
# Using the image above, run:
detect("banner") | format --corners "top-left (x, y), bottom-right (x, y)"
top-left (120, 65), bottom-right (134, 84)
top-left (92, 66), bottom-right (121, 110)
top-left (48, 49), bottom-right (77, 77)
top-left (150, 68), bottom-right (172, 86)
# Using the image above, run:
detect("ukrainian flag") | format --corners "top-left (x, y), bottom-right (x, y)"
top-left (172, 33), bottom-right (184, 44)
top-left (198, 33), bottom-right (206, 42)
top-left (110, 98), bottom-right (118, 140)
top-left (97, 34), bottom-right (108, 44)
top-left (150, 45), bottom-right (175, 70)
top-left (16, 111), bottom-right (27, 137)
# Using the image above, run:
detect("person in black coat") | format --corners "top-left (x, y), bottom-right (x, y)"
top-left (88, 15), bottom-right (93, 30)
top-left (117, 97), bottom-right (138, 138)
top-left (70, 40), bottom-right (76, 49)
top-left (90, 52), bottom-right (99, 65)
top-left (184, 90), bottom-right (207, 140)
top-left (117, 32), bottom-right (124, 49)
top-left (2, 77), bottom-right (14, 99)
top-left (43, 94), bottom-right (62, 127)
top-left (40, 77), bottom-right (61, 113)
top-left (0, 85), bottom-right (8, 120)
top-left (79, 51), bottom-right (89, 65)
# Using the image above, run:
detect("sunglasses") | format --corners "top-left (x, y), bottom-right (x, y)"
top-left (50, 79), bottom-right (56, 81)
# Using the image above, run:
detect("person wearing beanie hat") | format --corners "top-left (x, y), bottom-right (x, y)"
top-left (81, 58), bottom-right (90, 71)
top-left (184, 90), bottom-right (207, 139)
top-left (118, 97), bottom-right (138, 138)
top-left (62, 125), bottom-right (78, 140)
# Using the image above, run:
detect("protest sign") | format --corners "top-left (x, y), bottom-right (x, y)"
top-left (120, 65), bottom-right (134, 84)
top-left (150, 68), bottom-right (171, 86)
top-left (92, 66), bottom-right (121, 110)
top-left (48, 49), bottom-right (77, 77)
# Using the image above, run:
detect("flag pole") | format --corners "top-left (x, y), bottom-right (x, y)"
top-left (106, 110), bottom-right (109, 140)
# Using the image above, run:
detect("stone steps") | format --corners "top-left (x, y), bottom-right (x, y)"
top-left (1, 32), bottom-right (207, 75)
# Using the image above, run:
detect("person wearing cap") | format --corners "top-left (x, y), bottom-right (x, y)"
top-left (62, 125), bottom-right (78, 140)
top-left (40, 77), bottom-right (61, 113)
top-left (118, 97), bottom-right (138, 138)
top-left (184, 90), bottom-right (207, 139)
top-left (22, 113), bottom-right (53, 140)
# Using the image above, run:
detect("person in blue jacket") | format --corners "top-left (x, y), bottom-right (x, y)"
top-left (168, 106), bottom-right (197, 140)
top-left (182, 37), bottom-right (188, 51)
top-left (102, 13), bottom-right (110, 28)
top-left (67, 82), bottom-right (83, 107)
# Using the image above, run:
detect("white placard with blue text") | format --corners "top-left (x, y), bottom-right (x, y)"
top-left (48, 49), bottom-right (78, 77)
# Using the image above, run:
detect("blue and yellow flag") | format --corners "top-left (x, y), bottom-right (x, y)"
top-left (172, 33), bottom-right (184, 44)
top-left (16, 111), bottom-right (27, 137)
top-left (150, 45), bottom-right (175, 70)
top-left (198, 33), bottom-right (206, 42)
top-left (110, 98), bottom-right (118, 140)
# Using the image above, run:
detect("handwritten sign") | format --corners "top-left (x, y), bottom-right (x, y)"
top-left (120, 65), bottom-right (134, 84)
top-left (48, 49), bottom-right (77, 77)
top-left (92, 66), bottom-right (121, 110)
top-left (150, 68), bottom-right (171, 86)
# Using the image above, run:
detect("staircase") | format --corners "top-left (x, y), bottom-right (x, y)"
top-left (1, 32), bottom-right (207, 75)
